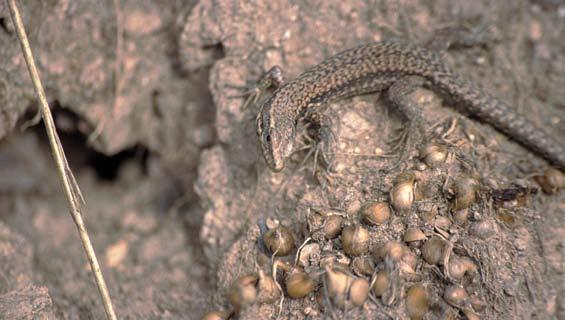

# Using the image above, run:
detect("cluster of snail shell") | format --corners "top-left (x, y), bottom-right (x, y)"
top-left (202, 142), bottom-right (562, 319)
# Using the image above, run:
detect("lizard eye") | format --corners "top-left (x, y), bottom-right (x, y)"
top-left (265, 133), bottom-right (271, 143)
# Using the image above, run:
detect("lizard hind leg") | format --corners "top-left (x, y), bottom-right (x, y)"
top-left (383, 76), bottom-right (428, 171)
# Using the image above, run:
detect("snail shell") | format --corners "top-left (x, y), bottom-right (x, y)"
top-left (448, 256), bottom-right (478, 281)
top-left (263, 225), bottom-right (295, 256)
top-left (420, 142), bottom-right (448, 168)
top-left (451, 176), bottom-right (479, 211)
top-left (257, 269), bottom-right (280, 304)
top-left (341, 224), bottom-right (370, 257)
top-left (404, 228), bottom-right (427, 243)
top-left (228, 274), bottom-right (258, 313)
top-left (390, 173), bottom-right (417, 211)
top-left (360, 202), bottom-right (391, 226)
top-left (444, 285), bottom-right (469, 308)
top-left (406, 284), bottom-right (430, 320)
top-left (286, 268), bottom-right (315, 299)
top-left (371, 270), bottom-right (390, 297)
top-left (535, 168), bottom-right (564, 194)
top-left (421, 237), bottom-right (446, 265)
top-left (324, 265), bottom-right (368, 309)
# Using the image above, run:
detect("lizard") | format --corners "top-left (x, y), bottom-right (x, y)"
top-left (255, 40), bottom-right (565, 172)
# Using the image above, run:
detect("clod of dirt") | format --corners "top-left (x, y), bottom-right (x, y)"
top-left (0, 285), bottom-right (55, 319)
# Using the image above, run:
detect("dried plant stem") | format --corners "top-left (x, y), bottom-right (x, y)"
top-left (6, 1), bottom-right (118, 319)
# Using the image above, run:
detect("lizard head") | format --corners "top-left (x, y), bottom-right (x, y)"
top-left (256, 98), bottom-right (295, 172)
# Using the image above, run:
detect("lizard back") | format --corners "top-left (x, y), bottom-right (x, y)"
top-left (259, 41), bottom-right (565, 169)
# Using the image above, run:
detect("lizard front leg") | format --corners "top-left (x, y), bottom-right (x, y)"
top-left (244, 66), bottom-right (286, 108)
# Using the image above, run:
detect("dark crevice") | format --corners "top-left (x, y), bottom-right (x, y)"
top-left (150, 90), bottom-right (163, 119)
top-left (86, 145), bottom-right (148, 181)
top-left (202, 42), bottom-right (226, 61)
top-left (0, 17), bottom-right (11, 35)
top-left (30, 104), bottom-right (149, 181)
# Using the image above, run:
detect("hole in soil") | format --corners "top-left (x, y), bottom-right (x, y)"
top-left (86, 145), bottom-right (148, 181)
top-left (29, 104), bottom-right (149, 181)
top-left (0, 17), bottom-right (10, 34)
top-left (203, 42), bottom-right (225, 61)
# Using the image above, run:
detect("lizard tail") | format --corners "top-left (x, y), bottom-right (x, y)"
top-left (435, 74), bottom-right (565, 169)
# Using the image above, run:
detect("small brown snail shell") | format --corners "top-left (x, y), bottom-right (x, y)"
top-left (296, 242), bottom-right (321, 268)
top-left (201, 310), bottom-right (231, 320)
top-left (228, 274), bottom-right (258, 313)
top-left (444, 285), bottom-right (469, 308)
top-left (390, 173), bottom-right (417, 211)
top-left (374, 241), bottom-right (407, 262)
top-left (404, 228), bottom-right (427, 243)
top-left (324, 265), bottom-right (368, 308)
top-left (406, 284), bottom-right (430, 320)
top-left (415, 162), bottom-right (428, 171)
top-left (263, 225), bottom-right (295, 256)
top-left (308, 210), bottom-right (344, 240)
top-left (420, 142), bottom-right (448, 167)
top-left (257, 269), bottom-right (280, 304)
top-left (535, 168), bottom-right (564, 194)
top-left (349, 278), bottom-right (370, 306)
top-left (371, 270), bottom-right (390, 297)
top-left (323, 215), bottom-right (344, 239)
top-left (374, 241), bottom-right (417, 274)
top-left (324, 266), bottom-right (350, 308)
top-left (448, 256), bottom-right (478, 281)
top-left (360, 202), bottom-right (391, 226)
top-left (451, 176), bottom-right (479, 211)
top-left (470, 219), bottom-right (498, 239)
top-left (351, 256), bottom-right (374, 277)
top-left (434, 216), bottom-right (452, 230)
top-left (341, 224), bottom-right (370, 257)
top-left (285, 268), bottom-right (315, 299)
top-left (421, 237), bottom-right (446, 265)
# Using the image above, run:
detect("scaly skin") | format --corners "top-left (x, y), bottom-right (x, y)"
top-left (256, 41), bottom-right (565, 171)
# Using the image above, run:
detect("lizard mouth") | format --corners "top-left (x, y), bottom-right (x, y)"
top-left (262, 146), bottom-right (284, 172)
top-left (268, 159), bottom-right (285, 172)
